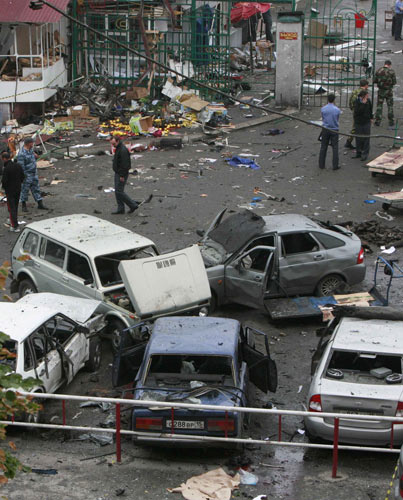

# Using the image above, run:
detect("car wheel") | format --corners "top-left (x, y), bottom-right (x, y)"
top-left (108, 319), bottom-right (133, 353)
top-left (85, 338), bottom-right (102, 372)
top-left (18, 278), bottom-right (37, 297)
top-left (315, 274), bottom-right (344, 296)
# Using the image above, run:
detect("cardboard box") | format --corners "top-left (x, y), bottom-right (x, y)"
top-left (68, 105), bottom-right (90, 117)
top-left (139, 115), bottom-right (153, 132)
top-left (179, 93), bottom-right (209, 112)
top-left (73, 116), bottom-right (100, 129)
top-left (126, 87), bottom-right (149, 100)
top-left (53, 116), bottom-right (74, 130)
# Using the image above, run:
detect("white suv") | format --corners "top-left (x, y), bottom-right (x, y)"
top-left (9, 214), bottom-right (211, 350)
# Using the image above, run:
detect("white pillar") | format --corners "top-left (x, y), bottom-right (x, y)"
top-left (275, 12), bottom-right (304, 109)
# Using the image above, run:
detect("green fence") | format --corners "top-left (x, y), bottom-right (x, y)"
top-left (302, 0), bottom-right (377, 107)
top-left (71, 0), bottom-right (232, 99)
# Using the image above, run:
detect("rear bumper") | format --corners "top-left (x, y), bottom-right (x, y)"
top-left (305, 415), bottom-right (403, 446)
top-left (132, 434), bottom-right (239, 448)
top-left (343, 263), bottom-right (366, 286)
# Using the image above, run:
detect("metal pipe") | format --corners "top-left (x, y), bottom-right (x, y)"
top-left (17, 391), bottom-right (403, 423)
top-left (116, 403), bottom-right (121, 463)
top-left (332, 418), bottom-right (339, 478)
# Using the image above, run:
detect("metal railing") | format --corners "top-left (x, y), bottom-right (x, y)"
top-left (3, 391), bottom-right (402, 478)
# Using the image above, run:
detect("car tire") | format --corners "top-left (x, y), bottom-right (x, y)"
top-left (108, 318), bottom-right (133, 353)
top-left (85, 338), bottom-right (102, 372)
top-left (315, 274), bottom-right (344, 297)
top-left (18, 278), bottom-right (37, 298)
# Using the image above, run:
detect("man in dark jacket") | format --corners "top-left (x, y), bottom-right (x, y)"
top-left (353, 90), bottom-right (373, 162)
top-left (1, 151), bottom-right (25, 232)
top-left (110, 136), bottom-right (138, 214)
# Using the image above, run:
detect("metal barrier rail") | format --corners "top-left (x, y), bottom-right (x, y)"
top-left (4, 391), bottom-right (402, 478)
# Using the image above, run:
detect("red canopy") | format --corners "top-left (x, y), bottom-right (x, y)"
top-left (231, 2), bottom-right (271, 24)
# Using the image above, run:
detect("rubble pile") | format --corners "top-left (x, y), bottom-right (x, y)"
top-left (341, 220), bottom-right (403, 247)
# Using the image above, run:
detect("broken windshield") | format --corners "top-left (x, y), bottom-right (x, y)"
top-left (144, 354), bottom-right (236, 386)
top-left (95, 245), bottom-right (157, 287)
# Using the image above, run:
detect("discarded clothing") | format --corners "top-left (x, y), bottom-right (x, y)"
top-left (168, 468), bottom-right (240, 500)
top-left (226, 156), bottom-right (260, 169)
top-left (262, 129), bottom-right (285, 136)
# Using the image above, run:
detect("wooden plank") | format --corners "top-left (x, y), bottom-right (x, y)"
top-left (369, 167), bottom-right (398, 175)
top-left (367, 147), bottom-right (403, 172)
top-left (371, 191), bottom-right (403, 202)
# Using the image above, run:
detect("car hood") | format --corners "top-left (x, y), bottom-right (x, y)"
top-left (202, 210), bottom-right (265, 254)
top-left (118, 245), bottom-right (211, 320)
top-left (17, 293), bottom-right (103, 324)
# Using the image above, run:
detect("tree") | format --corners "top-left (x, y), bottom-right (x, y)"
top-left (0, 261), bottom-right (39, 483)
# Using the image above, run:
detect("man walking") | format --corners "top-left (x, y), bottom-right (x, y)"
top-left (17, 137), bottom-right (48, 212)
top-left (1, 151), bottom-right (24, 232)
top-left (319, 94), bottom-right (340, 171)
top-left (110, 136), bottom-right (139, 215)
top-left (353, 89), bottom-right (373, 162)
top-left (373, 60), bottom-right (396, 127)
top-left (345, 79), bottom-right (369, 149)
top-left (394, 0), bottom-right (403, 40)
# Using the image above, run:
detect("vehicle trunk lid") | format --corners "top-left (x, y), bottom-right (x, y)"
top-left (320, 378), bottom-right (403, 428)
top-left (118, 245), bottom-right (211, 320)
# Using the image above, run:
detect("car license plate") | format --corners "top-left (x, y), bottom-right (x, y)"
top-left (165, 420), bottom-right (204, 430)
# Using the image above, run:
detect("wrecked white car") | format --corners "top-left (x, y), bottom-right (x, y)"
top-left (0, 293), bottom-right (104, 399)
top-left (9, 215), bottom-right (211, 349)
top-left (200, 210), bottom-right (365, 311)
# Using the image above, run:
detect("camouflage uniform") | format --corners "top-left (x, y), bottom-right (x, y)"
top-left (373, 66), bottom-right (396, 125)
top-left (17, 147), bottom-right (43, 203)
top-left (346, 87), bottom-right (363, 145)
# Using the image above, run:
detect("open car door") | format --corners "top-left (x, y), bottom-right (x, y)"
top-left (112, 333), bottom-right (147, 387)
top-left (241, 327), bottom-right (278, 393)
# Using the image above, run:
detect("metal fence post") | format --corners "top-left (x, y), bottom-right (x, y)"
top-left (278, 415), bottom-right (282, 442)
top-left (116, 403), bottom-right (121, 463)
top-left (62, 399), bottom-right (66, 426)
top-left (332, 417), bottom-right (340, 478)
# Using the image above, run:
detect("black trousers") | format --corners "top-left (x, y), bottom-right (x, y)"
top-left (262, 11), bottom-right (274, 43)
top-left (355, 122), bottom-right (371, 158)
top-left (319, 129), bottom-right (339, 169)
top-left (395, 13), bottom-right (403, 39)
top-left (6, 190), bottom-right (20, 228)
top-left (114, 173), bottom-right (138, 212)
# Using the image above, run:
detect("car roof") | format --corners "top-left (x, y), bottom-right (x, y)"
top-left (149, 317), bottom-right (240, 356)
top-left (23, 214), bottom-right (155, 257)
top-left (0, 293), bottom-right (102, 342)
top-left (261, 214), bottom-right (321, 233)
top-left (332, 317), bottom-right (403, 354)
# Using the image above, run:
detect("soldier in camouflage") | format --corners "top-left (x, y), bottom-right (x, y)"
top-left (345, 79), bottom-right (369, 149)
top-left (373, 60), bottom-right (396, 127)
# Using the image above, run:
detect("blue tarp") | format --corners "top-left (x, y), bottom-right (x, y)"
top-left (225, 156), bottom-right (261, 169)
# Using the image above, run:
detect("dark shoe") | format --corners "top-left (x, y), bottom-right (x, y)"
top-left (333, 166), bottom-right (340, 170)
top-left (128, 205), bottom-right (138, 214)
top-left (319, 166), bottom-right (325, 170)
top-left (374, 122), bottom-right (380, 127)
top-left (37, 200), bottom-right (48, 210)
top-left (21, 202), bottom-right (28, 213)
top-left (352, 154), bottom-right (361, 158)
top-left (344, 141), bottom-right (354, 149)
top-left (360, 156), bottom-right (368, 162)
top-left (111, 210), bottom-right (125, 214)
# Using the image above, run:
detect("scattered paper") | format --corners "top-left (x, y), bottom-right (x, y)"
top-left (380, 246), bottom-right (396, 254)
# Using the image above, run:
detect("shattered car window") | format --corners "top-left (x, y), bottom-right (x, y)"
top-left (281, 233), bottom-right (319, 256)
top-left (22, 232), bottom-right (39, 255)
top-left (0, 340), bottom-right (17, 371)
top-left (95, 245), bottom-right (157, 287)
top-left (327, 350), bottom-right (402, 382)
top-left (145, 354), bottom-right (235, 385)
top-left (45, 316), bottom-right (76, 346)
top-left (67, 251), bottom-right (93, 281)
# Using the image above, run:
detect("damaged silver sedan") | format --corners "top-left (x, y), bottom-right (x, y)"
top-left (200, 210), bottom-right (365, 310)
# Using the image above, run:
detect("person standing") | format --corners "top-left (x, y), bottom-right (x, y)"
top-left (345, 79), bottom-right (369, 149)
top-left (1, 151), bottom-right (25, 232)
top-left (394, 0), bottom-right (403, 40)
top-left (110, 136), bottom-right (139, 215)
top-left (353, 90), bottom-right (373, 162)
top-left (373, 60), bottom-right (396, 127)
top-left (319, 94), bottom-right (341, 171)
top-left (262, 8), bottom-right (274, 43)
top-left (17, 137), bottom-right (48, 212)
